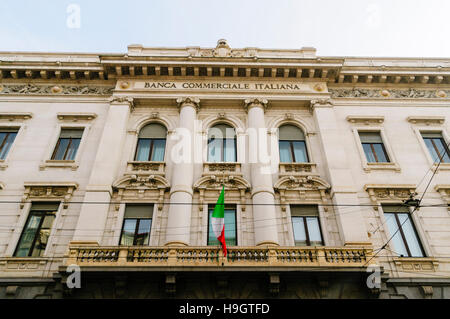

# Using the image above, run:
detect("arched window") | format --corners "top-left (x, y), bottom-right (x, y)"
top-left (207, 124), bottom-right (236, 162)
top-left (135, 123), bottom-right (167, 161)
top-left (278, 124), bottom-right (309, 163)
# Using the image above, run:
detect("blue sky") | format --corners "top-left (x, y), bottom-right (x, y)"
top-left (0, 0), bottom-right (449, 57)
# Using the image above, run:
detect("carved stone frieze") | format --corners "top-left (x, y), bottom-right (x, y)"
top-left (0, 84), bottom-right (114, 95)
top-left (330, 88), bottom-right (450, 99)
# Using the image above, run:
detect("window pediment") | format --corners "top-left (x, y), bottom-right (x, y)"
top-left (112, 174), bottom-right (170, 211)
top-left (364, 184), bottom-right (416, 203)
top-left (21, 182), bottom-right (78, 208)
top-left (193, 175), bottom-right (251, 212)
top-left (274, 176), bottom-right (331, 210)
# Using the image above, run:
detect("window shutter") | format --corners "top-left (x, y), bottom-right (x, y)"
top-left (359, 132), bottom-right (383, 143)
top-left (139, 124), bottom-right (167, 139)
top-left (290, 205), bottom-right (319, 216)
top-left (279, 125), bottom-right (305, 140)
top-left (381, 205), bottom-right (410, 213)
top-left (60, 129), bottom-right (83, 138)
top-left (124, 205), bottom-right (154, 218)
top-left (30, 202), bottom-right (60, 211)
top-left (421, 132), bottom-right (443, 139)
top-left (208, 124), bottom-right (236, 139)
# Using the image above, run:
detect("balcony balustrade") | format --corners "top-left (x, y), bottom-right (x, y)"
top-left (65, 245), bottom-right (375, 269)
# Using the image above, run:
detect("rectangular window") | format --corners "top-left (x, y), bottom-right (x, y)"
top-left (421, 132), bottom-right (450, 163)
top-left (290, 205), bottom-right (323, 246)
top-left (120, 204), bottom-right (153, 246)
top-left (359, 132), bottom-right (390, 163)
top-left (208, 205), bottom-right (237, 246)
top-left (135, 139), bottom-right (166, 161)
top-left (207, 138), bottom-right (236, 162)
top-left (0, 128), bottom-right (18, 160)
top-left (383, 205), bottom-right (425, 257)
top-left (14, 202), bottom-right (59, 257)
top-left (51, 128), bottom-right (83, 160)
top-left (279, 141), bottom-right (308, 163)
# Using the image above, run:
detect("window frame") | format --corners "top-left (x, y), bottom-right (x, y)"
top-left (133, 122), bottom-right (168, 162)
top-left (383, 208), bottom-right (426, 258)
top-left (289, 205), bottom-right (324, 247)
top-left (207, 124), bottom-right (237, 163)
top-left (352, 127), bottom-right (400, 172)
top-left (0, 129), bottom-right (19, 161)
top-left (278, 139), bottom-right (309, 163)
top-left (277, 124), bottom-right (310, 164)
top-left (134, 137), bottom-right (166, 162)
top-left (412, 127), bottom-right (450, 171)
top-left (207, 204), bottom-right (237, 247)
top-left (0, 124), bottom-right (24, 170)
top-left (51, 129), bottom-right (83, 161)
top-left (119, 217), bottom-right (152, 246)
top-left (40, 124), bottom-right (90, 170)
top-left (421, 133), bottom-right (450, 164)
top-left (13, 205), bottom-right (58, 257)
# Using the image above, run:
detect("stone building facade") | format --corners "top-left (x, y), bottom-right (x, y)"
top-left (0, 40), bottom-right (449, 298)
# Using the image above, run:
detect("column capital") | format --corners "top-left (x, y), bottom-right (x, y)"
top-left (108, 96), bottom-right (134, 109)
top-left (176, 97), bottom-right (200, 112)
top-left (244, 98), bottom-right (269, 112)
top-left (309, 98), bottom-right (333, 112)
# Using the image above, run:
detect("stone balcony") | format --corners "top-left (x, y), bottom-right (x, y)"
top-left (64, 245), bottom-right (375, 271)
top-left (279, 162), bottom-right (317, 176)
top-left (203, 162), bottom-right (242, 176)
top-left (126, 161), bottom-right (165, 176)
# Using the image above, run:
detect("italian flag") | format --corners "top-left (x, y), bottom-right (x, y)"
top-left (211, 185), bottom-right (227, 256)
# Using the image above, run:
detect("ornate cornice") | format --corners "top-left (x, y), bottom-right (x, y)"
top-left (0, 84), bottom-right (114, 95)
top-left (330, 88), bottom-right (450, 99)
top-left (244, 98), bottom-right (269, 112)
top-left (176, 97), bottom-right (200, 111)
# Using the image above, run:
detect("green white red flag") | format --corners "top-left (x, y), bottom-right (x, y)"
top-left (211, 185), bottom-right (226, 256)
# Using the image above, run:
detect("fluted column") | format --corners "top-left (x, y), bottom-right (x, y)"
top-left (311, 99), bottom-right (369, 245)
top-left (73, 97), bottom-right (133, 243)
top-left (245, 98), bottom-right (279, 246)
top-left (165, 97), bottom-right (199, 245)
